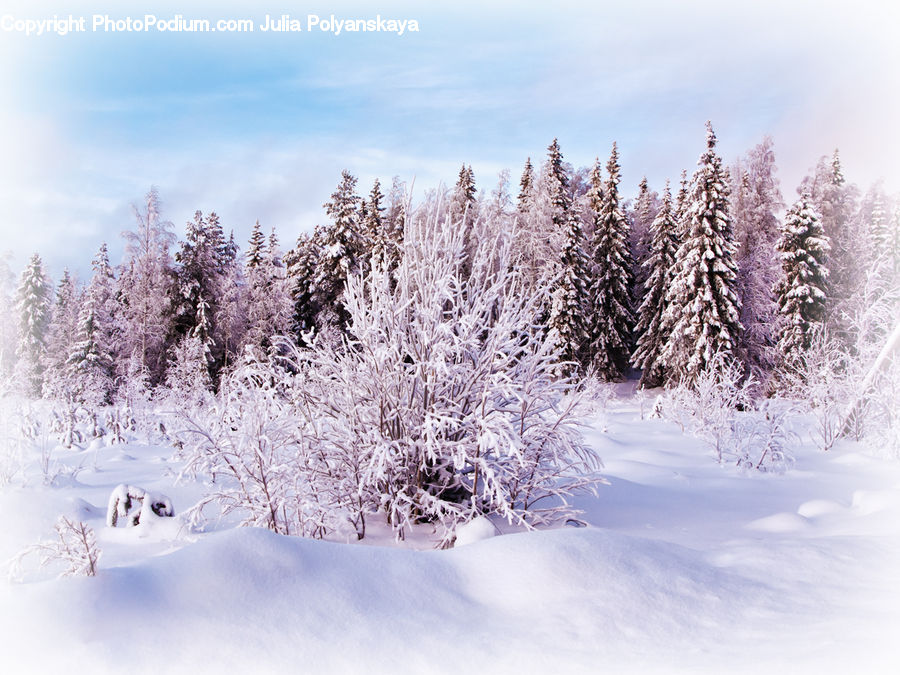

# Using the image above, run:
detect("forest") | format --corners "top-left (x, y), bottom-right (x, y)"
top-left (1, 122), bottom-right (898, 548)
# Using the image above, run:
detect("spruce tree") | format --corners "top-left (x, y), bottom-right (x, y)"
top-left (632, 182), bottom-right (679, 387)
top-left (773, 194), bottom-right (830, 369)
top-left (659, 123), bottom-right (742, 385)
top-left (587, 145), bottom-right (634, 379)
top-left (545, 140), bottom-right (590, 369)
top-left (14, 253), bottom-right (52, 396)
top-left (517, 157), bottom-right (535, 214)
top-left (42, 269), bottom-right (81, 397)
top-left (246, 220), bottom-right (266, 269)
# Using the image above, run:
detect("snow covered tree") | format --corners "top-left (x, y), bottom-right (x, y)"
top-left (14, 253), bottom-right (52, 396)
top-left (0, 252), bottom-right (17, 380)
top-left (545, 140), bottom-right (591, 369)
top-left (659, 123), bottom-right (742, 386)
top-left (586, 145), bottom-right (634, 379)
top-left (730, 137), bottom-right (784, 384)
top-left (629, 176), bottom-right (659, 296)
top-left (246, 220), bottom-right (266, 269)
top-left (633, 182), bottom-right (679, 387)
top-left (517, 157), bottom-right (535, 215)
top-left (173, 210), bottom-right (234, 380)
top-left (65, 245), bottom-right (118, 407)
top-left (773, 195), bottom-right (830, 370)
top-left (800, 150), bottom-right (860, 341)
top-left (317, 170), bottom-right (364, 331)
top-left (243, 226), bottom-right (293, 357)
top-left (118, 187), bottom-right (176, 385)
top-left (41, 269), bottom-right (81, 399)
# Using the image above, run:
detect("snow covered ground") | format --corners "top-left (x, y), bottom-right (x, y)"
top-left (1, 390), bottom-right (898, 674)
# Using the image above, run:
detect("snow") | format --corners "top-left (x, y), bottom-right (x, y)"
top-left (2, 391), bottom-right (899, 673)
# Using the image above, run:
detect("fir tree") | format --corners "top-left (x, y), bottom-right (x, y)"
top-left (546, 140), bottom-right (590, 369)
top-left (517, 157), bottom-right (535, 215)
top-left (317, 170), bottom-right (363, 330)
top-left (632, 182), bottom-right (679, 387)
top-left (42, 269), bottom-right (81, 397)
top-left (773, 194), bottom-right (830, 369)
top-left (587, 145), bottom-right (634, 379)
top-left (659, 123), bottom-right (742, 385)
top-left (14, 253), bottom-right (52, 396)
top-left (246, 220), bottom-right (266, 269)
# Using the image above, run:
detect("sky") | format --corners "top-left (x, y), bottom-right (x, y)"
top-left (1, 0), bottom-right (898, 280)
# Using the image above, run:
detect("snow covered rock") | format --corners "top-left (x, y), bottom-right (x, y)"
top-left (107, 484), bottom-right (174, 527)
top-left (453, 516), bottom-right (498, 547)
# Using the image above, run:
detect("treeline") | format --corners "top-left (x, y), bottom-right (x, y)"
top-left (2, 121), bottom-right (898, 406)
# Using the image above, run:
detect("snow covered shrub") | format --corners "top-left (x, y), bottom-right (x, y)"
top-left (780, 328), bottom-right (850, 452)
top-left (9, 516), bottom-right (100, 580)
top-left (174, 356), bottom-right (339, 538)
top-left (295, 198), bottom-right (603, 545)
top-left (106, 484), bottom-right (174, 527)
top-left (666, 352), bottom-right (754, 464)
top-left (732, 399), bottom-right (798, 473)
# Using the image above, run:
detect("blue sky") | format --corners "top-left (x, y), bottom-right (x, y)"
top-left (1, 0), bottom-right (898, 279)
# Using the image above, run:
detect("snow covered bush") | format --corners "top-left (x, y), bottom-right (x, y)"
top-left (296, 198), bottom-right (603, 545)
top-left (106, 484), bottom-right (174, 527)
top-left (9, 516), bottom-right (100, 580)
top-left (665, 352), bottom-right (754, 464)
top-left (177, 197), bottom-right (603, 547)
top-left (174, 355), bottom-right (341, 538)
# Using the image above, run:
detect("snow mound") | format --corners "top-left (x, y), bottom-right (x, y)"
top-left (797, 499), bottom-right (844, 518)
top-left (745, 512), bottom-right (811, 533)
top-left (453, 516), bottom-right (497, 547)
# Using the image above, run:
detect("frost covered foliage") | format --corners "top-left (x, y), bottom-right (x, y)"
top-left (9, 517), bottom-right (100, 580)
top-left (175, 359), bottom-right (339, 538)
top-left (180, 198), bottom-right (602, 546)
top-left (664, 352), bottom-right (794, 471)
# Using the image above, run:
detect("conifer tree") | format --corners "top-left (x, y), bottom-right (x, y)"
top-left (660, 123), bottom-right (742, 385)
top-left (773, 194), bottom-right (830, 369)
top-left (246, 220), bottom-right (266, 269)
top-left (42, 269), bottom-right (81, 397)
top-left (587, 145), bottom-right (634, 379)
top-left (632, 182), bottom-right (679, 387)
top-left (546, 140), bottom-right (590, 369)
top-left (14, 253), bottom-right (52, 396)
top-left (317, 170), bottom-right (363, 330)
top-left (517, 157), bottom-right (535, 215)
top-left (244, 226), bottom-right (293, 356)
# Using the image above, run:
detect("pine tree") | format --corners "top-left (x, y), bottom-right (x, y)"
top-left (800, 150), bottom-right (860, 340)
top-left (317, 171), bottom-right (363, 331)
top-left (659, 123), bottom-right (742, 385)
top-left (14, 253), bottom-right (52, 396)
top-left (773, 194), bottom-right (830, 369)
top-left (517, 157), bottom-right (535, 215)
top-left (629, 176), bottom-right (659, 296)
top-left (42, 269), bottom-right (81, 398)
top-left (546, 140), bottom-right (590, 369)
top-left (173, 210), bottom-right (235, 380)
top-left (587, 145), bottom-right (634, 379)
top-left (632, 182), bottom-right (679, 387)
top-left (244, 226), bottom-right (293, 356)
top-left (364, 179), bottom-right (387, 266)
top-left (285, 227), bottom-right (325, 345)
top-left (246, 220), bottom-right (266, 269)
